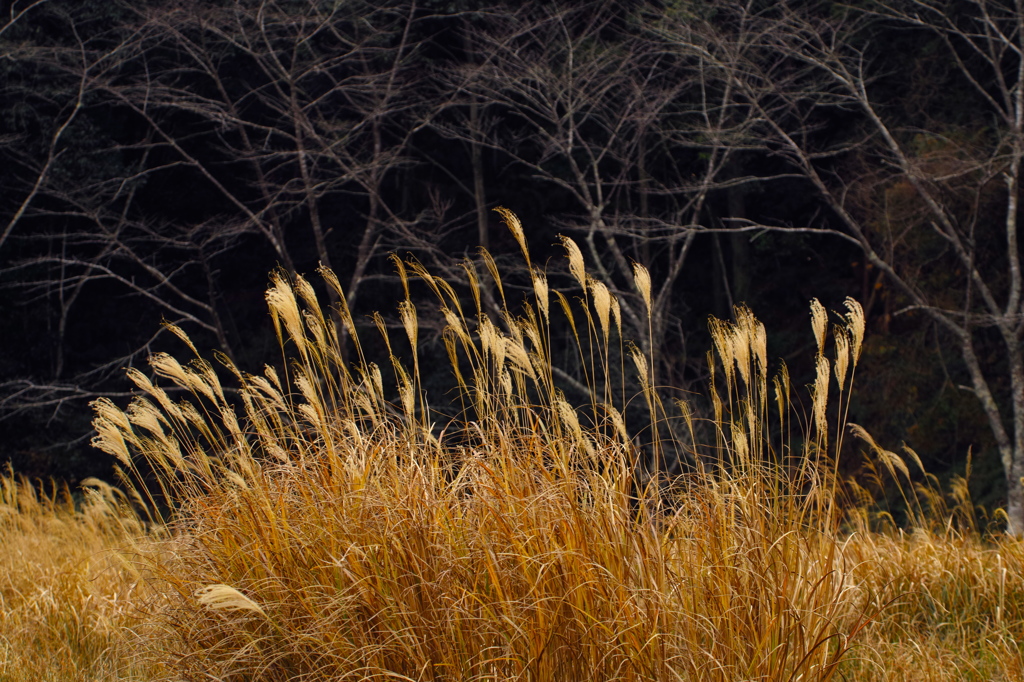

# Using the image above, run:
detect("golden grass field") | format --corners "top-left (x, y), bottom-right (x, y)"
top-left (2, 210), bottom-right (1022, 681)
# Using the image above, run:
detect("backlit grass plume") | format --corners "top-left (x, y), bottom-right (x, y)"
top-left (92, 208), bottom-right (879, 681)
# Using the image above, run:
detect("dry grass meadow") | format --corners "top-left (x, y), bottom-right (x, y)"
top-left (2, 210), bottom-right (1023, 681)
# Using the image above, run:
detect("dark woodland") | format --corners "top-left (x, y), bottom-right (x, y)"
top-left (2, 0), bottom-right (1022, 530)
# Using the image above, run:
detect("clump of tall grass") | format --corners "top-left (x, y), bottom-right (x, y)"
top-left (92, 208), bottom-right (878, 680)
top-left (836, 443), bottom-right (1024, 680)
top-left (840, 527), bottom-right (1024, 681)
top-left (0, 467), bottom-right (159, 681)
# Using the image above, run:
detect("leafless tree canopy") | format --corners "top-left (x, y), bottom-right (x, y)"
top-left (4, 0), bottom-right (1024, 531)
top-left (662, 0), bottom-right (1024, 531)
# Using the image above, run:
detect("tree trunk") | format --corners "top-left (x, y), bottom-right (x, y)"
top-left (1006, 337), bottom-right (1024, 535)
top-left (470, 98), bottom-right (489, 252)
top-left (728, 184), bottom-right (750, 305)
top-left (1008, 455), bottom-right (1024, 536)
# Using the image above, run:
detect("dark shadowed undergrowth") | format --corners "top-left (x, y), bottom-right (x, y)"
top-left (3, 209), bottom-right (1022, 680)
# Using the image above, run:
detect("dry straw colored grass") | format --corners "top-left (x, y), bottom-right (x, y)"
top-left (0, 469), bottom-right (163, 681)
top-left (4, 208), bottom-right (1023, 680)
top-left (842, 529), bottom-right (1024, 681)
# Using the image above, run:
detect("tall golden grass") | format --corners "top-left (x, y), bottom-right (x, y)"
top-left (0, 468), bottom-right (162, 681)
top-left (3, 208), bottom-right (1022, 680)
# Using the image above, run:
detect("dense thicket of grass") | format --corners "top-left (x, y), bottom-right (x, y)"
top-left (3, 210), bottom-right (1022, 680)
top-left (0, 470), bottom-right (162, 681)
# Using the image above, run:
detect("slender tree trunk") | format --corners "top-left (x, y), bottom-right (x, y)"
top-left (470, 98), bottom-right (489, 251)
top-left (728, 184), bottom-right (750, 305)
top-left (1008, 456), bottom-right (1024, 536)
top-left (638, 132), bottom-right (651, 265)
top-left (1006, 338), bottom-right (1024, 535)
top-left (713, 233), bottom-right (733, 318)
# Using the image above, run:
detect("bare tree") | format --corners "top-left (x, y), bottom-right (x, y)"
top-left (693, 0), bottom-right (1024, 533)
top-left (116, 0), bottom-right (433, 328)
top-left (437, 2), bottom-right (767, 393)
top-left (0, 0), bottom-right (434, 437)
top-left (1, 0), bottom-right (58, 253)
top-left (0, 5), bottom-right (230, 429)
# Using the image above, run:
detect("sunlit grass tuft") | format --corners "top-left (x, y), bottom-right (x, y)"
top-left (84, 209), bottom-right (881, 680)
top-left (4, 208), bottom-right (1023, 680)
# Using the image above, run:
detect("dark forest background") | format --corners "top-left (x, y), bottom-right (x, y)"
top-left (2, 0), bottom-right (1020, 520)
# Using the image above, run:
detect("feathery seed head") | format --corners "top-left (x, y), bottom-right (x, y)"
top-left (126, 398), bottom-right (167, 440)
top-left (493, 206), bottom-right (530, 268)
top-left (737, 306), bottom-right (767, 378)
top-left (850, 422), bottom-right (908, 477)
top-left (90, 398), bottom-right (133, 466)
top-left (903, 444), bottom-right (925, 474)
top-left (504, 338), bottom-right (537, 382)
top-left (149, 352), bottom-right (192, 391)
top-left (560, 235), bottom-right (587, 289)
top-left (834, 327), bottom-right (850, 392)
top-left (463, 258), bottom-right (483, 316)
top-left (810, 298), bottom-right (827, 357)
top-left (880, 448), bottom-right (910, 479)
top-left (479, 316), bottom-right (499, 363)
top-left (294, 274), bottom-right (319, 314)
top-left (731, 320), bottom-right (751, 389)
top-left (247, 374), bottom-right (287, 413)
top-left (844, 297), bottom-right (865, 362)
top-left (555, 393), bottom-right (583, 442)
top-left (399, 300), bottom-right (418, 349)
top-left (732, 424), bottom-right (749, 465)
top-left (709, 318), bottom-right (735, 388)
top-left (195, 359), bottom-right (226, 404)
top-left (176, 400), bottom-right (207, 433)
top-left (674, 398), bottom-right (695, 447)
top-left (393, 359), bottom-right (415, 419)
top-left (195, 584), bottom-right (267, 617)
top-left (303, 309), bottom-right (327, 354)
top-left (632, 262), bottom-right (652, 315)
top-left (813, 354), bottom-right (830, 437)
top-left (849, 423), bottom-right (878, 451)
top-left (531, 268), bottom-right (550, 322)
top-left (126, 367), bottom-right (183, 423)
top-left (590, 277), bottom-right (612, 344)
top-left (164, 322), bottom-right (199, 356)
top-left (773, 362), bottom-right (790, 423)
top-left (367, 362), bottom-right (384, 404)
top-left (294, 369), bottom-right (322, 410)
top-left (264, 364), bottom-right (284, 392)
top-left (391, 253), bottom-right (410, 300)
top-left (630, 344), bottom-right (650, 392)
top-left (499, 368), bottom-right (513, 400)
top-left (441, 306), bottom-right (472, 348)
top-left (266, 271), bottom-right (306, 356)
top-left (606, 404), bottom-right (630, 443)
top-left (480, 249), bottom-right (506, 307)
